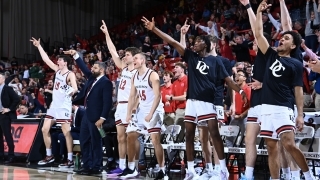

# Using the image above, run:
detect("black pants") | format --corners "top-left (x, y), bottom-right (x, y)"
top-left (0, 114), bottom-right (14, 157)
top-left (103, 133), bottom-right (119, 160)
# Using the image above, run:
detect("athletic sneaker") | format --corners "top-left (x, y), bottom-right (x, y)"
top-left (209, 168), bottom-right (229, 180)
top-left (58, 160), bottom-right (74, 168)
top-left (38, 156), bottom-right (55, 165)
top-left (119, 167), bottom-right (139, 178)
top-left (184, 169), bottom-right (200, 180)
top-left (107, 168), bottom-right (123, 176)
top-left (199, 169), bottom-right (214, 179)
top-left (239, 173), bottom-right (254, 180)
top-left (280, 173), bottom-right (290, 180)
top-left (154, 170), bottom-right (167, 180)
top-left (290, 176), bottom-right (300, 180)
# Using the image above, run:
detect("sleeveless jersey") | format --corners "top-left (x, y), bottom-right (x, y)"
top-left (51, 70), bottom-right (72, 108)
top-left (118, 67), bottom-right (137, 102)
top-left (134, 68), bottom-right (163, 111)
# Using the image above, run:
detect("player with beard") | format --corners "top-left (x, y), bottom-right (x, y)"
top-left (100, 20), bottom-right (141, 176)
top-left (255, 1), bottom-right (315, 179)
top-left (30, 38), bottom-right (78, 167)
top-left (142, 16), bottom-right (247, 180)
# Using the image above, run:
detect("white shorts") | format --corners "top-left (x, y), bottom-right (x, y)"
top-left (126, 108), bottom-right (164, 134)
top-left (46, 107), bottom-right (72, 123)
top-left (184, 99), bottom-right (217, 124)
top-left (260, 104), bottom-right (295, 139)
top-left (247, 105), bottom-right (261, 124)
top-left (115, 102), bottom-right (129, 127)
top-left (293, 105), bottom-right (297, 118)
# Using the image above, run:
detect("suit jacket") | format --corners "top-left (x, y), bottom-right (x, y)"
top-left (71, 107), bottom-right (85, 133)
top-left (73, 57), bottom-right (113, 123)
top-left (1, 85), bottom-right (20, 120)
top-left (103, 108), bottom-right (116, 133)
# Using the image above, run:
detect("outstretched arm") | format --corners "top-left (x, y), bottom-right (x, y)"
top-left (240, 0), bottom-right (257, 38)
top-left (180, 20), bottom-right (190, 48)
top-left (279, 0), bottom-right (292, 31)
top-left (100, 20), bottom-right (124, 69)
top-left (141, 17), bottom-right (185, 56)
top-left (30, 37), bottom-right (58, 72)
top-left (255, 0), bottom-right (271, 54)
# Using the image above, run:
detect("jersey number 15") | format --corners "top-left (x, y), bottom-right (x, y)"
top-left (138, 90), bottom-right (146, 101)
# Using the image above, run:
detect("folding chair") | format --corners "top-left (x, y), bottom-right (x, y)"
top-left (220, 125), bottom-right (241, 172)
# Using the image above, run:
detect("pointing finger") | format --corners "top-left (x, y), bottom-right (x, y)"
top-left (102, 20), bottom-right (106, 26)
top-left (152, 17), bottom-right (155, 23)
top-left (184, 19), bottom-right (188, 25)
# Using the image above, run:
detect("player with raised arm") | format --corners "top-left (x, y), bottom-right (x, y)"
top-left (100, 20), bottom-right (141, 176)
top-left (30, 38), bottom-right (78, 167)
top-left (141, 17), bottom-right (247, 180)
top-left (120, 53), bottom-right (166, 179)
top-left (255, 1), bottom-right (315, 179)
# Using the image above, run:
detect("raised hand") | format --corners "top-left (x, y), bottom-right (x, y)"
top-left (239, 0), bottom-right (250, 6)
top-left (97, 51), bottom-right (102, 60)
top-left (30, 37), bottom-right (41, 47)
top-left (141, 16), bottom-right (155, 31)
top-left (100, 20), bottom-right (109, 34)
top-left (248, 78), bottom-right (263, 90)
top-left (181, 19), bottom-right (190, 35)
top-left (257, 0), bottom-right (272, 13)
top-left (63, 50), bottom-right (77, 56)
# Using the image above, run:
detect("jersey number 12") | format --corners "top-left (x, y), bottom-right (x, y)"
top-left (119, 80), bottom-right (126, 90)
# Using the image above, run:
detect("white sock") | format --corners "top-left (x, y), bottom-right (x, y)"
top-left (119, 158), bottom-right (126, 170)
top-left (135, 160), bottom-right (139, 169)
top-left (214, 164), bottom-right (221, 171)
top-left (282, 167), bottom-right (291, 179)
top-left (303, 170), bottom-right (312, 179)
top-left (46, 149), bottom-right (52, 156)
top-left (128, 162), bottom-right (135, 170)
top-left (245, 166), bottom-right (254, 179)
top-left (219, 159), bottom-right (227, 170)
top-left (206, 163), bottom-right (214, 171)
top-left (291, 170), bottom-right (300, 177)
top-left (67, 153), bottom-right (73, 161)
top-left (160, 166), bottom-right (165, 173)
top-left (187, 161), bottom-right (195, 173)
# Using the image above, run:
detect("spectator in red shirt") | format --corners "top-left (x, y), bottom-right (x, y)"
top-left (161, 71), bottom-right (175, 126)
top-left (225, 70), bottom-right (251, 147)
top-left (166, 62), bottom-right (188, 142)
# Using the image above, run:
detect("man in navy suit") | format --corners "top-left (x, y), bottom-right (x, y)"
top-left (51, 105), bottom-right (85, 166)
top-left (64, 50), bottom-right (113, 175)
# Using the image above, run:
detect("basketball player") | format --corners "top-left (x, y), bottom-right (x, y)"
top-left (100, 20), bottom-right (141, 175)
top-left (120, 53), bottom-right (165, 179)
top-left (179, 22), bottom-right (232, 178)
top-left (141, 17), bottom-right (247, 180)
top-left (30, 38), bottom-right (78, 166)
top-left (255, 1), bottom-right (315, 179)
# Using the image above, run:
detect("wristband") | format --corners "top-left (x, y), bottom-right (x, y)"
top-left (239, 90), bottom-right (244, 94)
top-left (245, 4), bottom-right (251, 9)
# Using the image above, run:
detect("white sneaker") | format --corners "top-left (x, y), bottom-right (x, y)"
top-left (291, 176), bottom-right (301, 180)
top-left (199, 169), bottom-right (214, 180)
top-left (209, 168), bottom-right (229, 180)
top-left (184, 169), bottom-right (200, 180)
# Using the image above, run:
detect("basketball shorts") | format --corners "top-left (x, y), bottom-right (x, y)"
top-left (197, 105), bottom-right (223, 127)
top-left (260, 104), bottom-right (295, 139)
top-left (184, 99), bottom-right (217, 124)
top-left (115, 102), bottom-right (129, 127)
top-left (46, 107), bottom-right (72, 123)
top-left (126, 107), bottom-right (164, 134)
top-left (247, 105), bottom-right (261, 124)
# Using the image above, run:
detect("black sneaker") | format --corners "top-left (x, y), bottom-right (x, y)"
top-left (119, 167), bottom-right (139, 178)
top-left (154, 170), bottom-right (166, 180)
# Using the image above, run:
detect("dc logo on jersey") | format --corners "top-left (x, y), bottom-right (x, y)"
top-left (196, 61), bottom-right (209, 75)
top-left (269, 59), bottom-right (285, 77)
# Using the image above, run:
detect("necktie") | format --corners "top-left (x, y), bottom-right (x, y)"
top-left (84, 79), bottom-right (97, 107)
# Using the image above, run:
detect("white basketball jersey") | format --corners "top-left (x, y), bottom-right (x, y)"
top-left (51, 70), bottom-right (72, 108)
top-left (117, 67), bottom-right (137, 102)
top-left (134, 68), bottom-right (163, 111)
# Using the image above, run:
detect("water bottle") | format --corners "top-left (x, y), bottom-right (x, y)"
top-left (98, 127), bottom-right (106, 138)
top-left (75, 153), bottom-right (80, 170)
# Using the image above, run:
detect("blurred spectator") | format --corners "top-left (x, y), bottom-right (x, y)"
top-left (8, 76), bottom-right (22, 96)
